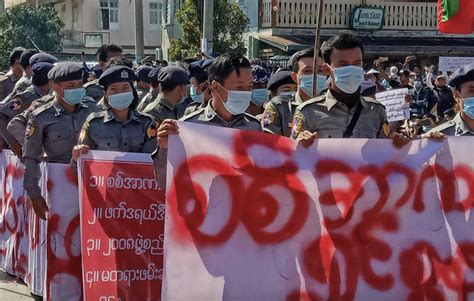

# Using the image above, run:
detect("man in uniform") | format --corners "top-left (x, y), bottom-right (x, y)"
top-left (426, 63), bottom-right (474, 136)
top-left (0, 62), bottom-right (54, 156)
top-left (141, 66), bottom-right (189, 126)
top-left (262, 48), bottom-right (326, 137)
top-left (0, 47), bottom-right (25, 101)
top-left (154, 53), bottom-right (261, 187)
top-left (23, 62), bottom-right (98, 219)
top-left (267, 70), bottom-right (297, 100)
top-left (183, 59), bottom-right (213, 116)
top-left (291, 32), bottom-right (409, 148)
top-left (247, 64), bottom-right (270, 118)
top-left (135, 65), bottom-right (153, 101)
top-left (137, 66), bottom-right (161, 112)
top-left (13, 49), bottom-right (38, 93)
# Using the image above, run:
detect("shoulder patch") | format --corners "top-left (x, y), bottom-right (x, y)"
top-left (262, 106), bottom-right (277, 126)
top-left (291, 110), bottom-right (306, 139)
top-left (146, 121), bottom-right (158, 138)
top-left (25, 122), bottom-right (37, 139)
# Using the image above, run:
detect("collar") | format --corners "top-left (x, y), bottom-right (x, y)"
top-left (323, 90), bottom-right (339, 111)
top-left (454, 113), bottom-right (474, 136)
top-left (157, 95), bottom-right (175, 110)
top-left (290, 92), bottom-right (305, 106)
top-left (53, 97), bottom-right (88, 117)
top-left (32, 85), bottom-right (45, 96)
top-left (103, 109), bottom-right (142, 124)
top-left (6, 70), bottom-right (18, 81)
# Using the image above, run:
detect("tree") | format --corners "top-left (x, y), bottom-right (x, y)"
top-left (0, 5), bottom-right (64, 69)
top-left (170, 0), bottom-right (249, 61)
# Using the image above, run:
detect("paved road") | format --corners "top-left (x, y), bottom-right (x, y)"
top-left (0, 269), bottom-right (34, 300)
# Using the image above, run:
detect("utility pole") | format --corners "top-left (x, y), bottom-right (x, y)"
top-left (202, 0), bottom-right (214, 56)
top-left (134, 0), bottom-right (145, 63)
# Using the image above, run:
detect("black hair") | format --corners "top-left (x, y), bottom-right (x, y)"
top-left (208, 53), bottom-right (251, 84)
top-left (9, 47), bottom-right (26, 67)
top-left (290, 48), bottom-right (315, 73)
top-left (97, 44), bottom-right (123, 63)
top-left (20, 50), bottom-right (38, 69)
top-left (320, 32), bottom-right (364, 65)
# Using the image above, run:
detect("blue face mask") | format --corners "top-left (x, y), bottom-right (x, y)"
top-left (108, 91), bottom-right (134, 110)
top-left (316, 74), bottom-right (328, 94)
top-left (190, 86), bottom-right (204, 104)
top-left (463, 97), bottom-right (474, 119)
top-left (414, 81), bottom-right (423, 90)
top-left (251, 88), bottom-right (268, 105)
top-left (298, 74), bottom-right (313, 97)
top-left (219, 84), bottom-right (251, 115)
top-left (63, 88), bottom-right (85, 105)
top-left (331, 65), bottom-right (364, 94)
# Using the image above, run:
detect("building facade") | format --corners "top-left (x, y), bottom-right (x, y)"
top-left (5, 0), bottom-right (164, 57)
top-left (248, 0), bottom-right (474, 67)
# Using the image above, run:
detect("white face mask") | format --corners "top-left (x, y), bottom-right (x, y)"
top-left (217, 83), bottom-right (252, 115)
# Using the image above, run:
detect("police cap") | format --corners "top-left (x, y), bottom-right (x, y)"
top-left (448, 63), bottom-right (474, 90)
top-left (48, 62), bottom-right (84, 82)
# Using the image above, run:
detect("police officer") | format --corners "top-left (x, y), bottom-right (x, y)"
top-left (135, 65), bottom-right (153, 101)
top-left (267, 70), bottom-right (297, 100)
top-left (184, 59), bottom-right (213, 116)
top-left (0, 47), bottom-right (25, 101)
top-left (0, 62), bottom-right (54, 156)
top-left (262, 48), bottom-right (325, 137)
top-left (13, 49), bottom-right (39, 93)
top-left (141, 66), bottom-right (189, 126)
top-left (154, 53), bottom-right (262, 187)
top-left (23, 62), bottom-right (98, 219)
top-left (426, 63), bottom-right (474, 136)
top-left (72, 66), bottom-right (157, 167)
top-left (247, 64), bottom-right (270, 118)
top-left (137, 66), bottom-right (161, 112)
top-left (291, 32), bottom-right (410, 148)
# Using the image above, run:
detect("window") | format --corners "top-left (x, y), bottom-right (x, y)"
top-left (149, 1), bottom-right (162, 31)
top-left (163, 0), bottom-right (170, 24)
top-left (99, 0), bottom-right (119, 31)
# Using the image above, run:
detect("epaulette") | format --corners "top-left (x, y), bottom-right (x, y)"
top-left (82, 96), bottom-right (97, 103)
top-left (85, 110), bottom-right (107, 123)
top-left (30, 100), bottom-right (55, 116)
top-left (180, 107), bottom-right (205, 121)
top-left (426, 120), bottom-right (455, 134)
top-left (83, 80), bottom-right (99, 88)
top-left (244, 112), bottom-right (261, 123)
top-left (297, 94), bottom-right (326, 110)
top-left (363, 96), bottom-right (385, 106)
top-left (270, 95), bottom-right (292, 106)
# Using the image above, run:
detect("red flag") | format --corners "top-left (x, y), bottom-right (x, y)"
top-left (438, 0), bottom-right (474, 34)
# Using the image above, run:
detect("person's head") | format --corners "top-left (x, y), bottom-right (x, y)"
top-left (188, 59), bottom-right (213, 104)
top-left (449, 63), bottom-right (474, 120)
top-left (19, 50), bottom-right (38, 76)
top-left (135, 65), bottom-right (153, 91)
top-left (32, 62), bottom-right (54, 88)
top-left (321, 32), bottom-right (364, 94)
top-left (411, 73), bottom-right (423, 89)
top-left (99, 66), bottom-right (139, 111)
top-left (148, 67), bottom-right (162, 92)
top-left (287, 48), bottom-right (322, 97)
top-left (29, 53), bottom-right (58, 67)
top-left (250, 64), bottom-right (270, 106)
top-left (48, 62), bottom-right (85, 105)
top-left (157, 66), bottom-right (190, 104)
top-left (399, 70), bottom-right (411, 86)
top-left (365, 69), bottom-right (380, 82)
top-left (267, 70), bottom-right (297, 98)
top-left (106, 56), bottom-right (133, 69)
top-left (97, 44), bottom-right (123, 66)
top-left (435, 75), bottom-right (447, 88)
top-left (9, 47), bottom-right (25, 76)
top-left (208, 53), bottom-right (253, 115)
top-left (412, 64), bottom-right (421, 76)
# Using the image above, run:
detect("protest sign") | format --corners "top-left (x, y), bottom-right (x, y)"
top-left (376, 88), bottom-right (410, 122)
top-left (439, 57), bottom-right (474, 72)
top-left (79, 151), bottom-right (165, 301)
top-left (164, 122), bottom-right (474, 301)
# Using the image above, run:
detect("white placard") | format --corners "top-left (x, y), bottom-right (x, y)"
top-left (439, 57), bottom-right (474, 72)
top-left (376, 88), bottom-right (410, 122)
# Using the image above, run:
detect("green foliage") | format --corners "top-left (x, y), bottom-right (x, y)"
top-left (170, 0), bottom-right (249, 61)
top-left (0, 5), bottom-right (64, 69)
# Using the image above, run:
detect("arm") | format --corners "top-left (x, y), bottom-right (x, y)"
top-left (142, 120), bottom-right (158, 153)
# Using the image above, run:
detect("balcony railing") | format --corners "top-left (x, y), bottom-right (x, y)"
top-left (261, 0), bottom-right (438, 30)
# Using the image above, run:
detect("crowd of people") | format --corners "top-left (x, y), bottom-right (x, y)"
top-left (0, 31), bottom-right (472, 219)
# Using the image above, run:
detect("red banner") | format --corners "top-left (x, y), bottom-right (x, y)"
top-left (79, 152), bottom-right (165, 301)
